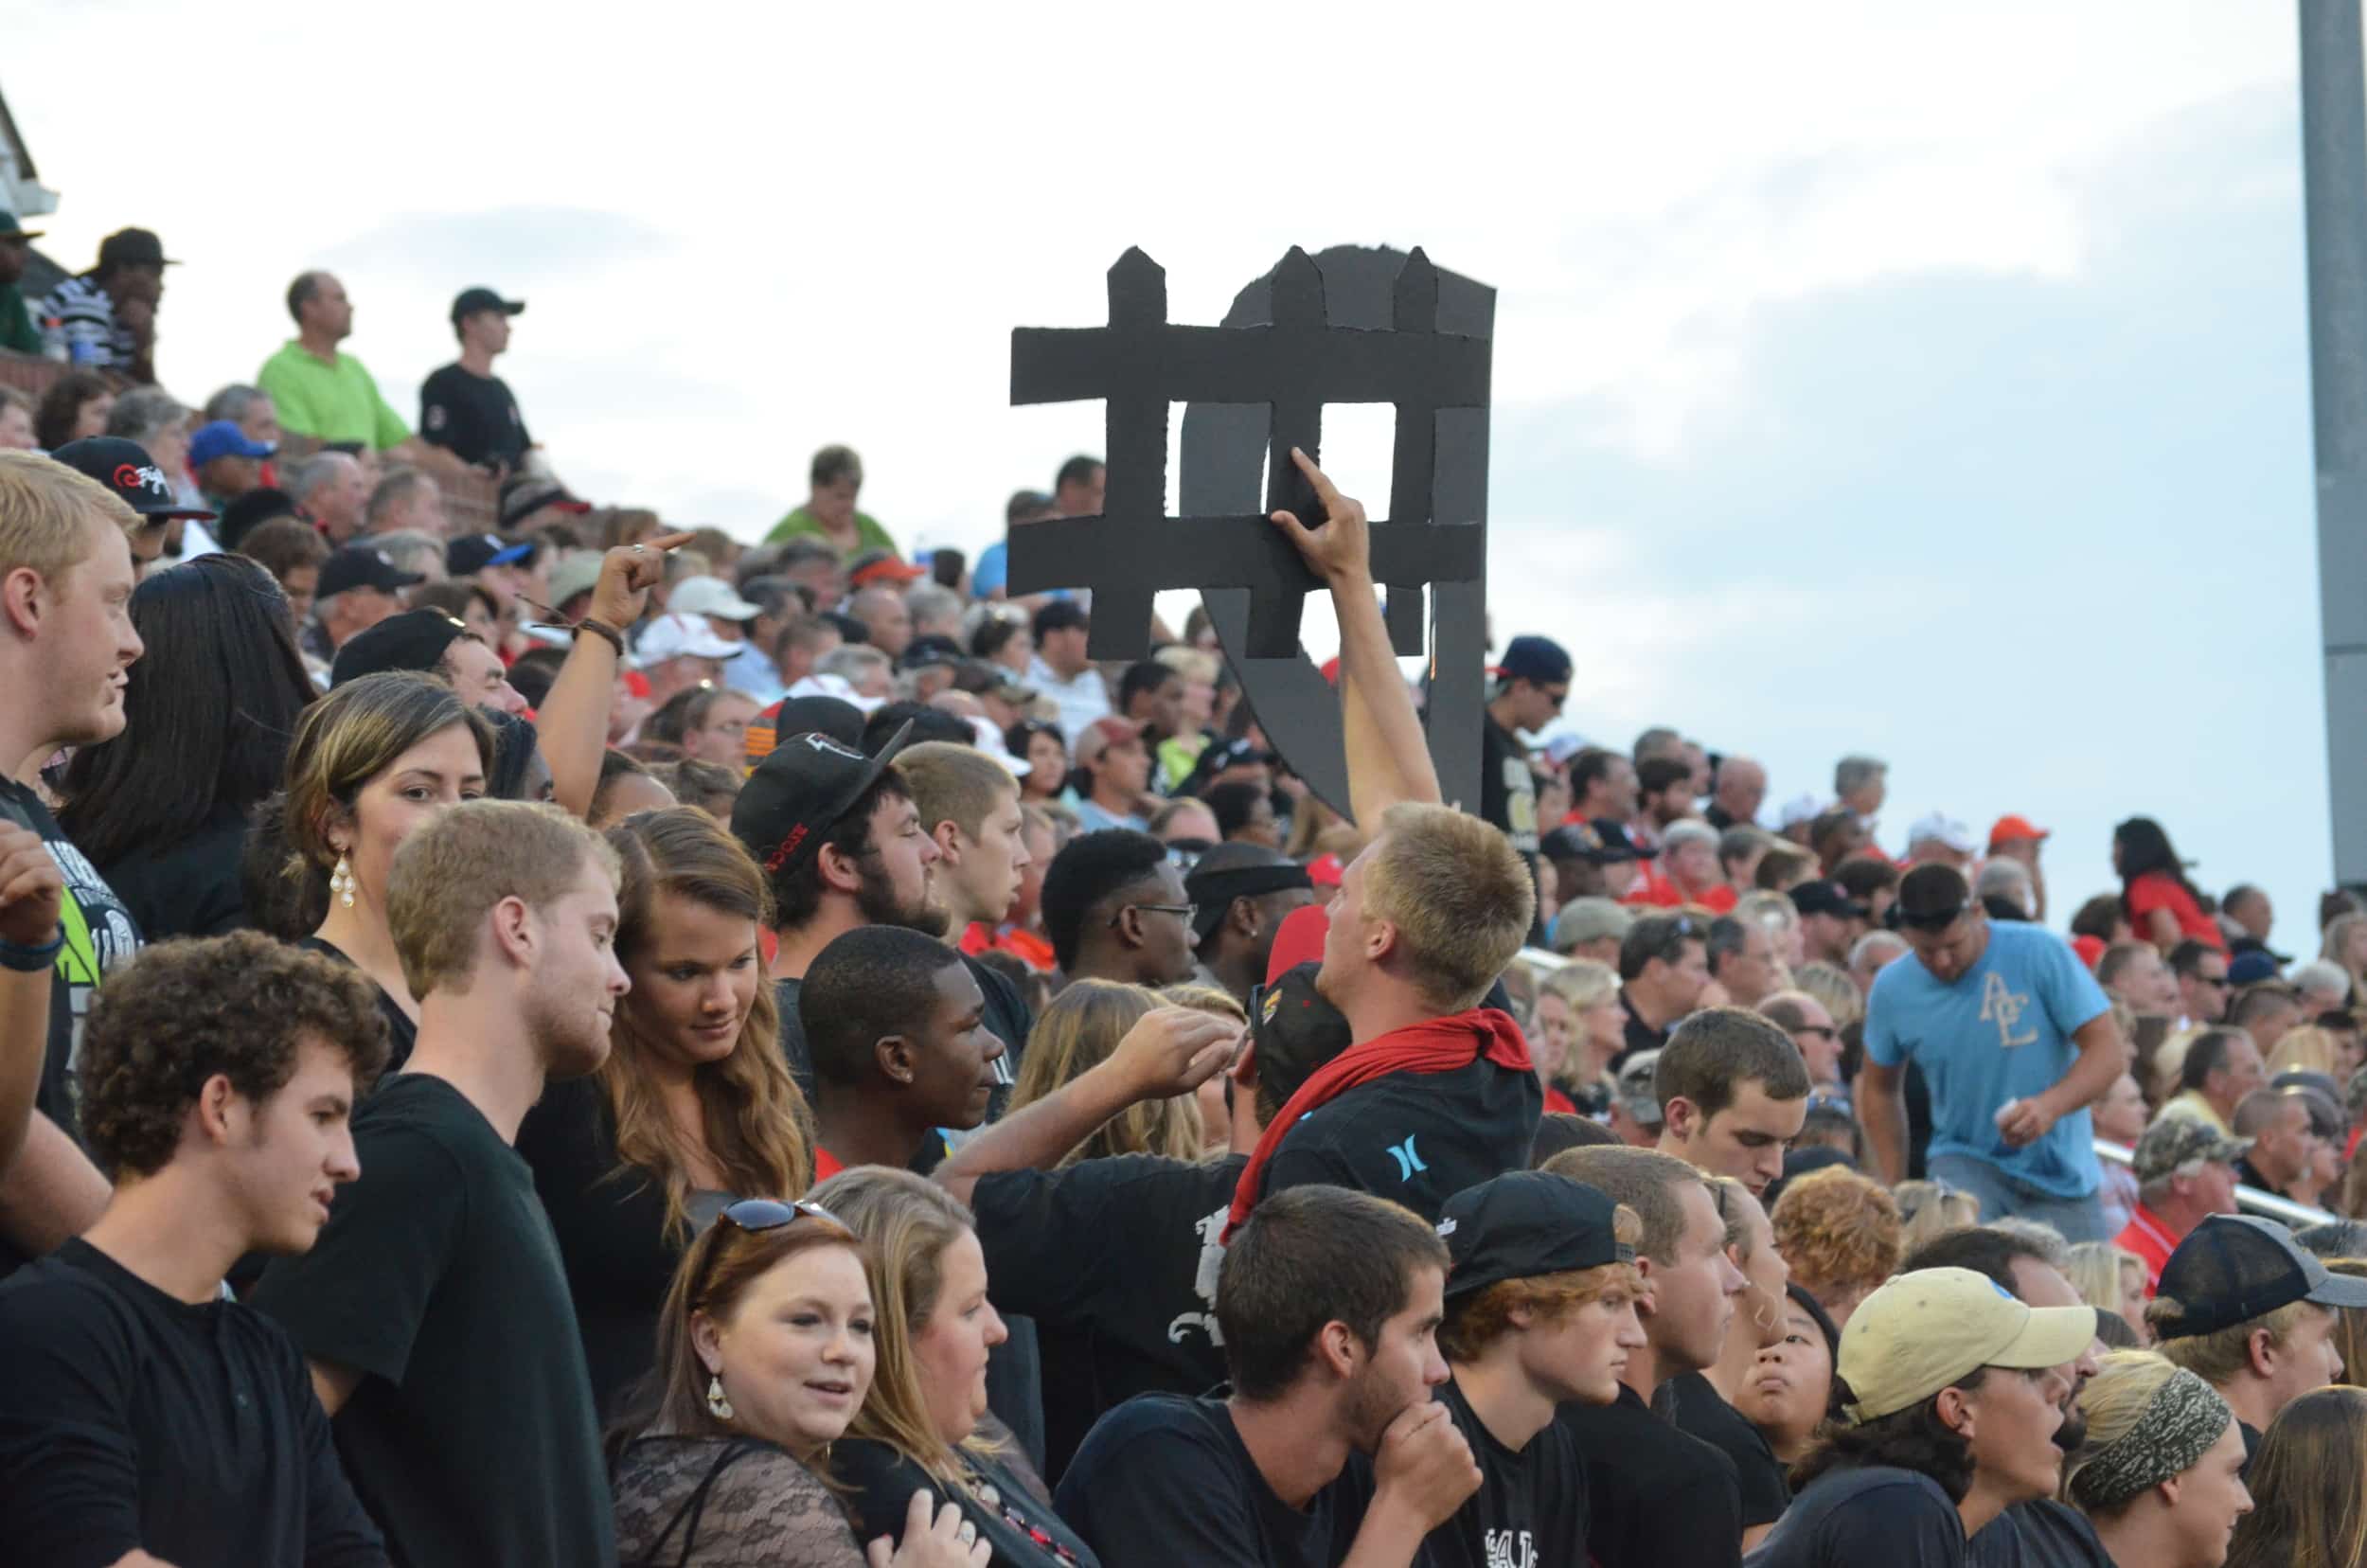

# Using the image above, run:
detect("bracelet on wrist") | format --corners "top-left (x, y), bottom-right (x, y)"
top-left (0, 928), bottom-right (62, 974)
top-left (574, 616), bottom-right (626, 657)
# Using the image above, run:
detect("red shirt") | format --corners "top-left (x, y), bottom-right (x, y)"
top-left (2126, 871), bottom-right (2224, 949)
top-left (2115, 1203), bottom-right (2180, 1295)
top-left (959, 920), bottom-right (1056, 972)
top-left (1544, 1085), bottom-right (1578, 1115)
top-left (812, 1147), bottom-right (845, 1183)
top-left (1623, 869), bottom-right (1736, 914)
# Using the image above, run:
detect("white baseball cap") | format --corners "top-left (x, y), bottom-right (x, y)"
top-left (1906, 812), bottom-right (1979, 855)
top-left (635, 612), bottom-right (741, 665)
top-left (667, 575), bottom-right (763, 623)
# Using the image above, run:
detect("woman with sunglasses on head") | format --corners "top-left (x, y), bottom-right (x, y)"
top-left (810, 1167), bottom-right (1099, 1568)
top-left (519, 807), bottom-right (815, 1415)
top-left (610, 1198), bottom-right (988, 1568)
top-left (248, 671), bottom-right (493, 1071)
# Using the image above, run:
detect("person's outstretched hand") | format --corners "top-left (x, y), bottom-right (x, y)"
top-left (586, 531), bottom-right (697, 630)
top-left (1268, 447), bottom-right (1371, 585)
top-left (867, 1489), bottom-right (991, 1568)
top-left (1109, 1007), bottom-right (1248, 1099)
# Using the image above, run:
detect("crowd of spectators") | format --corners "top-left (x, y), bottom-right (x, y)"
top-left (1, 232), bottom-right (2366, 1568)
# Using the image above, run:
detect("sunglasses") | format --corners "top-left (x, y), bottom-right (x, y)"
top-left (689, 1198), bottom-right (844, 1304)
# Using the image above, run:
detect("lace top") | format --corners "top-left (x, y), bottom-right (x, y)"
top-left (614, 1435), bottom-right (867, 1568)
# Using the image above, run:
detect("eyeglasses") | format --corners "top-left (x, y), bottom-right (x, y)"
top-left (1793, 1025), bottom-right (1839, 1041)
top-left (689, 1198), bottom-right (843, 1305)
top-left (2196, 976), bottom-right (2233, 990)
top-left (1111, 902), bottom-right (1197, 929)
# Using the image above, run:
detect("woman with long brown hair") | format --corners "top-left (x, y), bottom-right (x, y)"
top-left (248, 670), bottom-right (494, 1069)
top-left (810, 1167), bottom-right (1099, 1568)
top-left (608, 1200), bottom-right (987, 1567)
top-left (2223, 1384), bottom-right (2367, 1568)
top-left (519, 806), bottom-right (815, 1414)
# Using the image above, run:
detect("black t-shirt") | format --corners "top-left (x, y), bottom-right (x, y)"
top-left (838, 1440), bottom-right (1097, 1568)
top-left (1056, 1393), bottom-right (1378, 1568)
top-left (1965, 1500), bottom-right (2112, 1568)
top-left (1558, 1381), bottom-right (1743, 1568)
top-left (0, 1238), bottom-right (386, 1568)
top-left (1664, 1372), bottom-right (1791, 1527)
top-left (1257, 1052), bottom-right (1542, 1225)
top-left (967, 951), bottom-right (1032, 1112)
top-left (1428, 1373), bottom-right (1589, 1568)
top-left (2239, 1419), bottom-right (2260, 1475)
top-left (515, 1075), bottom-right (717, 1418)
top-left (1615, 989), bottom-right (1670, 1069)
top-left (297, 937), bottom-right (418, 1075)
top-left (1743, 1465), bottom-right (1963, 1568)
top-left (971, 1152), bottom-right (1241, 1481)
top-left (89, 804), bottom-right (250, 942)
top-left (776, 976), bottom-right (813, 1099)
top-left (247, 1073), bottom-right (615, 1568)
top-left (418, 363), bottom-right (530, 469)
top-left (0, 778), bottom-right (139, 1274)
top-left (1481, 714), bottom-right (1544, 945)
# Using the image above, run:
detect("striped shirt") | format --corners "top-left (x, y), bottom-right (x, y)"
top-left (41, 274), bottom-right (133, 369)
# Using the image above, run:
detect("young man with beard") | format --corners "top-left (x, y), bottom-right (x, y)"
top-left (1899, 1225), bottom-right (2111, 1568)
top-left (0, 933), bottom-right (390, 1567)
top-left (1426, 1170), bottom-right (1647, 1568)
top-left (0, 454), bottom-right (145, 1277)
top-left (799, 925), bottom-right (1008, 1179)
top-left (1543, 1145), bottom-right (1750, 1568)
top-left (249, 801), bottom-right (630, 1568)
top-left (730, 720), bottom-right (943, 1093)
top-left (1056, 1185), bottom-right (1482, 1567)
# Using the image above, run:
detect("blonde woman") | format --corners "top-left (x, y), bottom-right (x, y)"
top-left (1892, 1177), bottom-right (1982, 1256)
top-left (1006, 980), bottom-right (1203, 1165)
top-left (2063, 1352), bottom-right (2251, 1568)
top-left (1161, 984), bottom-right (1245, 1153)
top-left (1533, 957), bottom-right (1626, 1115)
top-left (2267, 1024), bottom-right (2358, 1083)
top-left (1790, 960), bottom-right (1862, 1032)
top-left (811, 1168), bottom-right (1098, 1568)
top-left (2323, 911), bottom-right (2367, 1001)
top-left (2225, 1386), bottom-right (2367, 1568)
top-left (1733, 888), bottom-right (1805, 971)
top-left (2065, 1240), bottom-right (2154, 1345)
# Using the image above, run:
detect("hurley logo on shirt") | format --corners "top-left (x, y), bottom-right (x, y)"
top-left (1384, 1134), bottom-right (1427, 1182)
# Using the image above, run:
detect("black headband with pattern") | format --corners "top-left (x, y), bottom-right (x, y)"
top-left (2067, 1367), bottom-right (2233, 1512)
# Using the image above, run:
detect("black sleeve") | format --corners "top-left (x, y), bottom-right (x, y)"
top-left (970, 1165), bottom-right (1118, 1323)
top-left (246, 1122), bottom-right (468, 1386)
top-left (1646, 1453), bottom-right (1744, 1568)
top-left (417, 368), bottom-right (463, 454)
top-left (1054, 1412), bottom-right (1272, 1568)
top-left (283, 1332), bottom-right (390, 1567)
top-left (1808, 1488), bottom-right (1967, 1566)
top-left (0, 1280), bottom-right (145, 1568)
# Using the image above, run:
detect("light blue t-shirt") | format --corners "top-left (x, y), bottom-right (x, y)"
top-left (1864, 920), bottom-right (2111, 1197)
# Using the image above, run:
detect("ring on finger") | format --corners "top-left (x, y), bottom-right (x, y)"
top-left (955, 1522), bottom-right (977, 1545)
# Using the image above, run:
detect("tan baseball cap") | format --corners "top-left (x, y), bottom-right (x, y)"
top-left (1838, 1267), bottom-right (2097, 1424)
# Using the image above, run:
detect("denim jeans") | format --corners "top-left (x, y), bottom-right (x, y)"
top-left (1926, 1152), bottom-right (2109, 1243)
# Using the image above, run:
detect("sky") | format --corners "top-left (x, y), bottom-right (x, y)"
top-left (5, 1), bottom-right (2339, 948)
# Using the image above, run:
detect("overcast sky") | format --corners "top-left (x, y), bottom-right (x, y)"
top-left (10, 1), bottom-right (2338, 948)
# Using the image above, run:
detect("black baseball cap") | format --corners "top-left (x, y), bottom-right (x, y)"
top-left (900, 634), bottom-right (966, 671)
top-left (316, 544), bottom-right (426, 599)
top-left (1440, 1170), bottom-right (1632, 1300)
top-left (0, 212), bottom-right (42, 241)
top-left (215, 488), bottom-right (298, 551)
top-left (732, 721), bottom-right (915, 878)
top-left (1790, 880), bottom-right (1869, 921)
top-left (330, 610), bottom-right (472, 687)
top-left (1185, 854), bottom-right (1314, 943)
top-left (2156, 1214), bottom-right (2367, 1340)
top-left (498, 476), bottom-right (591, 529)
top-left (49, 437), bottom-right (215, 520)
top-left (1488, 634), bottom-right (1574, 686)
top-left (1895, 864), bottom-right (1977, 930)
top-left (1248, 961), bottom-right (1352, 1109)
top-left (447, 532), bottom-right (536, 577)
top-left (96, 227), bottom-right (176, 270)
top-left (451, 287), bottom-right (525, 324)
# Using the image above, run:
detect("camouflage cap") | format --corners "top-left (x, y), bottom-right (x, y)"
top-left (2130, 1114), bottom-right (2251, 1185)
top-left (1614, 1049), bottom-right (1664, 1130)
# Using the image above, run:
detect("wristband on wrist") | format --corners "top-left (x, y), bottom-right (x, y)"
top-left (574, 617), bottom-right (626, 657)
top-left (0, 928), bottom-right (62, 974)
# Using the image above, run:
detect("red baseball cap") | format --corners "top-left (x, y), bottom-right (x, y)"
top-left (1265, 902), bottom-right (1330, 983)
top-left (1988, 814), bottom-right (2051, 850)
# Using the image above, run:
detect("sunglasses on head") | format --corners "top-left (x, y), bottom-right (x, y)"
top-left (689, 1198), bottom-right (845, 1304)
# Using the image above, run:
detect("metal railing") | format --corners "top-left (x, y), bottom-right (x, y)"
top-left (1508, 947), bottom-right (2338, 1230)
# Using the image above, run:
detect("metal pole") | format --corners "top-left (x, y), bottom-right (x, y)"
top-left (2299, 0), bottom-right (2367, 891)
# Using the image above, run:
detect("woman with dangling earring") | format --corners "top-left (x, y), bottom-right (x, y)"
top-left (246, 671), bottom-right (492, 1071)
top-left (608, 1199), bottom-right (989, 1567)
top-left (518, 807), bottom-right (815, 1416)
top-left (1662, 1175), bottom-right (1799, 1554)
